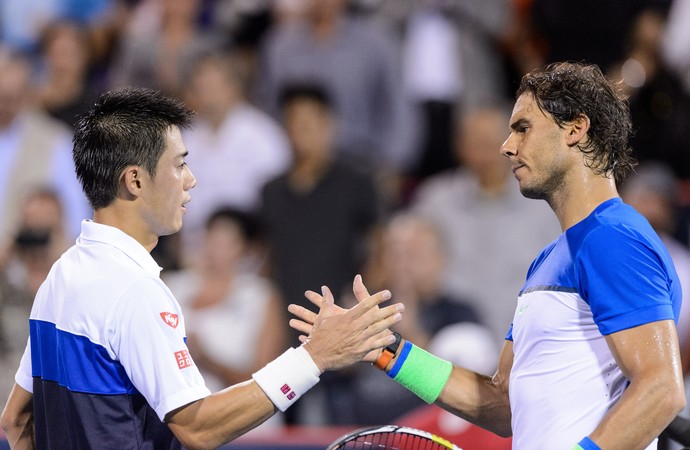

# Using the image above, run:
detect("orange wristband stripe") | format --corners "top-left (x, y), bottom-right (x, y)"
top-left (374, 348), bottom-right (395, 370)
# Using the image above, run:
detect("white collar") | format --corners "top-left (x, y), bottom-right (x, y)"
top-left (78, 220), bottom-right (163, 278)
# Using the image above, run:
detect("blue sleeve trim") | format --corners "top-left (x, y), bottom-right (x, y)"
top-left (597, 303), bottom-right (675, 335)
top-left (387, 340), bottom-right (412, 379)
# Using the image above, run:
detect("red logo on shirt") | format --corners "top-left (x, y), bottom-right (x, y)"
top-left (160, 312), bottom-right (179, 329)
top-left (175, 350), bottom-right (192, 369)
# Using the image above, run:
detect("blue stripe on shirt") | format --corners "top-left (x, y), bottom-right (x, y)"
top-left (30, 319), bottom-right (138, 395)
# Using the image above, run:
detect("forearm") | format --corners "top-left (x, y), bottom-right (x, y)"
top-left (0, 384), bottom-right (35, 450)
top-left (588, 377), bottom-right (685, 450)
top-left (167, 380), bottom-right (276, 450)
top-left (436, 367), bottom-right (512, 437)
top-left (168, 345), bottom-right (321, 449)
top-left (383, 339), bottom-right (512, 437)
top-left (2, 415), bottom-right (35, 450)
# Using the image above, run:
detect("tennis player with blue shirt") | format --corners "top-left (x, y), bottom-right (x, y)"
top-left (291, 62), bottom-right (686, 449)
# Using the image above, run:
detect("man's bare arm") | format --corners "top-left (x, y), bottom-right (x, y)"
top-left (166, 285), bottom-right (404, 450)
top-left (0, 383), bottom-right (35, 450)
top-left (290, 276), bottom-right (513, 437)
top-left (434, 340), bottom-right (514, 437)
top-left (590, 320), bottom-right (685, 449)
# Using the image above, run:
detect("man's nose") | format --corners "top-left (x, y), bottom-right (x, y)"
top-left (186, 168), bottom-right (197, 190)
top-left (500, 135), bottom-right (516, 158)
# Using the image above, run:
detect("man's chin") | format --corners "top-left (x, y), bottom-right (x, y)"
top-left (519, 185), bottom-right (546, 200)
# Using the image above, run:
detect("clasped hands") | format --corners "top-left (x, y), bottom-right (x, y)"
top-left (289, 274), bottom-right (403, 373)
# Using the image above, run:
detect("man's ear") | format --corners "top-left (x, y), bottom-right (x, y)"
top-left (566, 114), bottom-right (591, 147)
top-left (119, 166), bottom-right (143, 199)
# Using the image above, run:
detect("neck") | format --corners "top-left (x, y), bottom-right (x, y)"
top-left (208, 100), bottom-right (238, 131)
top-left (288, 155), bottom-right (330, 192)
top-left (548, 174), bottom-right (619, 231)
top-left (93, 207), bottom-right (158, 252)
top-left (312, 14), bottom-right (340, 40)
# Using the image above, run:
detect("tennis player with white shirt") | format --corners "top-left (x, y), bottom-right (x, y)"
top-left (0, 87), bottom-right (404, 450)
top-left (291, 62), bottom-right (686, 450)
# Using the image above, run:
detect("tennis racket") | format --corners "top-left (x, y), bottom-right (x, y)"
top-left (326, 425), bottom-right (462, 449)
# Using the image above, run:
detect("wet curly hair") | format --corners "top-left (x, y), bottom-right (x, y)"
top-left (517, 61), bottom-right (636, 182)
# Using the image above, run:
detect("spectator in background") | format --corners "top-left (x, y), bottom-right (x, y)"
top-left (662, 0), bottom-right (690, 95)
top-left (164, 207), bottom-right (286, 430)
top-left (400, 2), bottom-right (462, 180)
top-left (34, 20), bottom-right (102, 129)
top-left (410, 106), bottom-right (560, 347)
top-left (449, 0), bottom-right (512, 111)
top-left (258, 82), bottom-right (381, 424)
top-left (256, 0), bottom-right (419, 199)
top-left (0, 48), bottom-right (90, 255)
top-left (179, 51), bottom-right (291, 266)
top-left (0, 0), bottom-right (115, 54)
top-left (342, 213), bottom-right (494, 426)
top-left (528, 0), bottom-right (648, 74)
top-left (0, 188), bottom-right (69, 409)
top-left (610, 7), bottom-right (690, 183)
top-left (364, 213), bottom-right (485, 351)
top-left (108, 0), bottom-right (222, 97)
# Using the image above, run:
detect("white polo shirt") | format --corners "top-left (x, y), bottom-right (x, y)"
top-left (16, 220), bottom-right (210, 448)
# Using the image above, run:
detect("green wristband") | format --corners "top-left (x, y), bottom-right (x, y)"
top-left (390, 343), bottom-right (452, 403)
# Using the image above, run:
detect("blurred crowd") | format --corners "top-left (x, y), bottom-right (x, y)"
top-left (2, 0), bottom-right (690, 443)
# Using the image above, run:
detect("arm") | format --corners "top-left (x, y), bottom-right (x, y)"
top-left (290, 275), bottom-right (513, 436)
top-left (0, 383), bottom-right (35, 450)
top-left (588, 320), bottom-right (685, 450)
top-left (434, 339), bottom-right (513, 437)
top-left (166, 285), bottom-right (404, 450)
top-left (166, 381), bottom-right (275, 449)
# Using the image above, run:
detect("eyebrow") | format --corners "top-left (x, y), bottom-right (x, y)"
top-left (510, 118), bottom-right (529, 131)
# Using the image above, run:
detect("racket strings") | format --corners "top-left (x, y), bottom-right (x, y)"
top-left (339, 431), bottom-right (450, 449)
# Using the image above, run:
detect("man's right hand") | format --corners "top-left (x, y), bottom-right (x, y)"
top-left (288, 277), bottom-right (403, 372)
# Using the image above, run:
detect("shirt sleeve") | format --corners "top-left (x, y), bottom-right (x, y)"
top-left (106, 277), bottom-right (211, 421)
top-left (14, 337), bottom-right (33, 393)
top-left (576, 225), bottom-right (676, 335)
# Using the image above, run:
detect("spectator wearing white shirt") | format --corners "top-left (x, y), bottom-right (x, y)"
top-left (180, 51), bottom-right (291, 267)
top-left (0, 47), bottom-right (90, 262)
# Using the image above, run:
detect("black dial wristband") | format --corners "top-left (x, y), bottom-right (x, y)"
top-left (373, 331), bottom-right (402, 370)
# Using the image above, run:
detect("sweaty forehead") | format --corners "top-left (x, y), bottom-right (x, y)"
top-left (510, 93), bottom-right (553, 125)
top-left (511, 93), bottom-right (538, 117)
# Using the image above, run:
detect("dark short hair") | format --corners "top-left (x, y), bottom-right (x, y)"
top-left (73, 87), bottom-right (194, 209)
top-left (205, 206), bottom-right (263, 243)
top-left (278, 82), bottom-right (333, 111)
top-left (517, 61), bottom-right (636, 182)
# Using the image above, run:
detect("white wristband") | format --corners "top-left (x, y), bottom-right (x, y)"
top-left (252, 346), bottom-right (321, 412)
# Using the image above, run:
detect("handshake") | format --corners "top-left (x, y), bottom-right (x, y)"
top-left (251, 274), bottom-right (405, 412)
top-left (288, 273), bottom-right (404, 372)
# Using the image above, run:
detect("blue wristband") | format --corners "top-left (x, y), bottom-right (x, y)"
top-left (574, 436), bottom-right (601, 450)
top-left (386, 340), bottom-right (412, 378)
